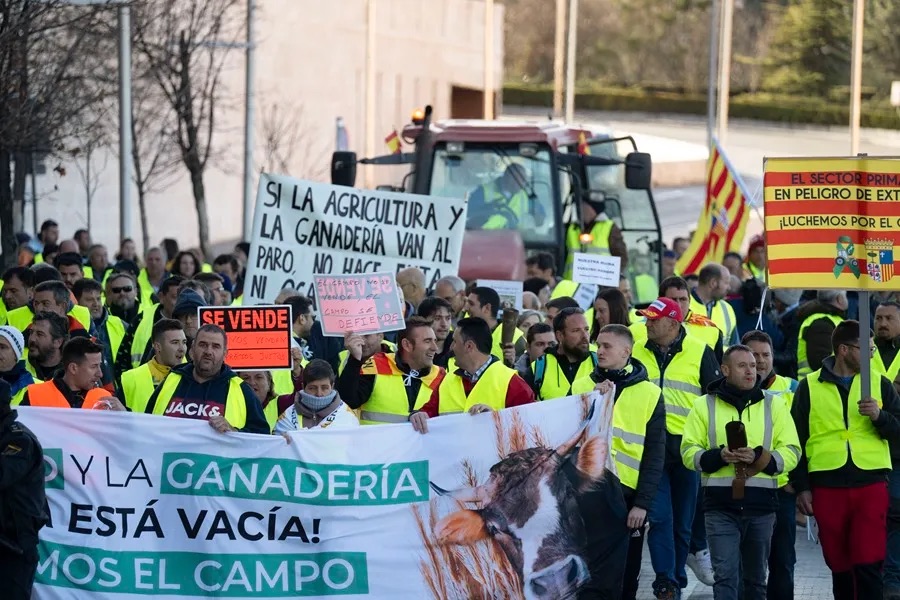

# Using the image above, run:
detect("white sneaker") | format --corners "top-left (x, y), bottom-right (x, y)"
top-left (686, 549), bottom-right (715, 586)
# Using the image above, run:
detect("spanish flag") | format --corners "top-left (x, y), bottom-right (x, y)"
top-left (384, 130), bottom-right (401, 155)
top-left (577, 131), bottom-right (591, 156)
top-left (675, 138), bottom-right (752, 276)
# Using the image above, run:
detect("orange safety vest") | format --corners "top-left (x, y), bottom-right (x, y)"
top-left (26, 380), bottom-right (107, 409)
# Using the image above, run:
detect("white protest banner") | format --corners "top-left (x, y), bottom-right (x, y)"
top-left (315, 273), bottom-right (405, 337)
top-left (244, 176), bottom-right (468, 307)
top-left (572, 253), bottom-right (621, 287)
top-left (476, 279), bottom-right (524, 311)
top-left (572, 283), bottom-right (600, 311)
top-left (22, 391), bottom-right (613, 599)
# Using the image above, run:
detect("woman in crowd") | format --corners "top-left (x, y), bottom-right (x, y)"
top-left (590, 287), bottom-right (631, 340)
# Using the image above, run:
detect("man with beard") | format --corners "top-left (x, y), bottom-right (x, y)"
top-left (416, 297), bottom-right (454, 368)
top-left (104, 272), bottom-right (140, 326)
top-left (117, 276), bottom-right (183, 371)
top-left (792, 320), bottom-right (900, 599)
top-left (525, 307), bottom-right (596, 401)
top-left (572, 324), bottom-right (665, 600)
top-left (145, 323), bottom-right (269, 434)
top-left (72, 279), bottom-right (123, 391)
top-left (118, 319), bottom-right (186, 413)
top-left (337, 317), bottom-right (445, 425)
top-left (25, 313), bottom-right (68, 381)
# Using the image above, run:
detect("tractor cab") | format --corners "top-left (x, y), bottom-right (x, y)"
top-left (330, 106), bottom-right (663, 305)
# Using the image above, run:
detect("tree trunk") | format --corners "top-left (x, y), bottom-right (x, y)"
top-left (189, 165), bottom-right (209, 259)
top-left (0, 149), bottom-right (16, 270)
top-left (137, 183), bottom-right (150, 253)
top-left (12, 153), bottom-right (28, 234)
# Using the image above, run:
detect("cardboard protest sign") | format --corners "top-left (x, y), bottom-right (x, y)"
top-left (476, 279), bottom-right (524, 310)
top-left (23, 391), bottom-right (612, 599)
top-left (244, 176), bottom-right (468, 307)
top-left (764, 157), bottom-right (900, 290)
top-left (572, 253), bottom-right (621, 287)
top-left (198, 305), bottom-right (292, 370)
top-left (314, 272), bottom-right (405, 337)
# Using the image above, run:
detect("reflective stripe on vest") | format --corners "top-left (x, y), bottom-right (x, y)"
top-left (359, 353), bottom-right (445, 425)
top-left (633, 334), bottom-right (707, 434)
top-left (564, 221), bottom-right (613, 278)
top-left (797, 313), bottom-right (843, 378)
top-left (571, 375), bottom-right (661, 490)
top-left (805, 370), bottom-right (890, 472)
top-left (684, 394), bottom-right (782, 490)
top-left (763, 375), bottom-right (798, 487)
top-left (26, 380), bottom-right (106, 409)
top-left (152, 373), bottom-right (248, 429)
top-left (532, 352), bottom-right (597, 400)
top-left (438, 361), bottom-right (515, 415)
top-left (120, 363), bottom-right (156, 413)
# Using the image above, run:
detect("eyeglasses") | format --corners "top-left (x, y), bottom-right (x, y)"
top-left (845, 344), bottom-right (876, 355)
top-left (110, 286), bottom-right (133, 294)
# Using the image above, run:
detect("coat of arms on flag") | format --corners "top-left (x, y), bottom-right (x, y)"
top-left (866, 239), bottom-right (895, 283)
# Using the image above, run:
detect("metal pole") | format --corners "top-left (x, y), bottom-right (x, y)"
top-left (564, 0), bottom-right (578, 123)
top-left (716, 0), bottom-right (733, 145)
top-left (118, 5), bottom-right (132, 242)
top-left (364, 0), bottom-right (376, 187)
top-left (483, 0), bottom-right (495, 119)
top-left (241, 0), bottom-right (256, 241)
top-left (860, 291), bottom-right (871, 399)
top-left (706, 0), bottom-right (720, 147)
top-left (552, 0), bottom-right (566, 118)
top-left (850, 0), bottom-right (865, 155)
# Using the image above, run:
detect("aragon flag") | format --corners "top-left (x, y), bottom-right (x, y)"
top-left (675, 138), bottom-right (752, 276)
top-left (384, 130), bottom-right (402, 155)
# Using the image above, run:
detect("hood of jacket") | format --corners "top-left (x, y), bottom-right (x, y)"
top-left (706, 375), bottom-right (764, 414)
top-left (590, 356), bottom-right (650, 395)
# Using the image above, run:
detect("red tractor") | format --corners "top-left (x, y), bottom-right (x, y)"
top-left (331, 106), bottom-right (664, 305)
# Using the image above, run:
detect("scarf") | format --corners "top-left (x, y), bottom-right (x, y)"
top-left (298, 389), bottom-right (336, 412)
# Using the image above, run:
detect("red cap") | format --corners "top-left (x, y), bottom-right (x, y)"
top-left (748, 234), bottom-right (765, 253)
top-left (638, 297), bottom-right (684, 322)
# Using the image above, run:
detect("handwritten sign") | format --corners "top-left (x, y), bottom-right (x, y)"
top-left (244, 176), bottom-right (468, 307)
top-left (315, 272), bottom-right (405, 337)
top-left (476, 279), bottom-right (524, 311)
top-left (572, 253), bottom-right (621, 287)
top-left (198, 306), bottom-right (293, 370)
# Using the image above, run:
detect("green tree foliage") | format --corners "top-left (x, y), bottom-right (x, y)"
top-left (763, 0), bottom-right (852, 97)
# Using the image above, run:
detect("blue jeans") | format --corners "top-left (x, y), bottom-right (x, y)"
top-left (706, 510), bottom-right (775, 600)
top-left (766, 489), bottom-right (796, 600)
top-left (885, 467), bottom-right (900, 591)
top-left (648, 461), bottom-right (699, 588)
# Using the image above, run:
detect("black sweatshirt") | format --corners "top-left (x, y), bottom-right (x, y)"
top-left (790, 356), bottom-right (900, 492)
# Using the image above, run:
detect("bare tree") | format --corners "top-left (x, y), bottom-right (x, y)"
top-left (132, 0), bottom-right (244, 258)
top-left (67, 112), bottom-right (111, 231)
top-left (0, 1), bottom-right (113, 268)
top-left (258, 100), bottom-right (330, 181)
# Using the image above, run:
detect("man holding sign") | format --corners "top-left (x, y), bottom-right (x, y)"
top-left (336, 317), bottom-right (445, 425)
top-left (145, 324), bottom-right (270, 434)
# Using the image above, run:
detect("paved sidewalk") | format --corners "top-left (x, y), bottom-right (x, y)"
top-left (635, 527), bottom-right (831, 599)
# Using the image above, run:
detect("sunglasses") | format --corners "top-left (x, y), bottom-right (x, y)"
top-left (110, 286), bottom-right (133, 294)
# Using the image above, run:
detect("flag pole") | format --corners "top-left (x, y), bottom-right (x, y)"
top-left (849, 0), bottom-right (869, 400)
